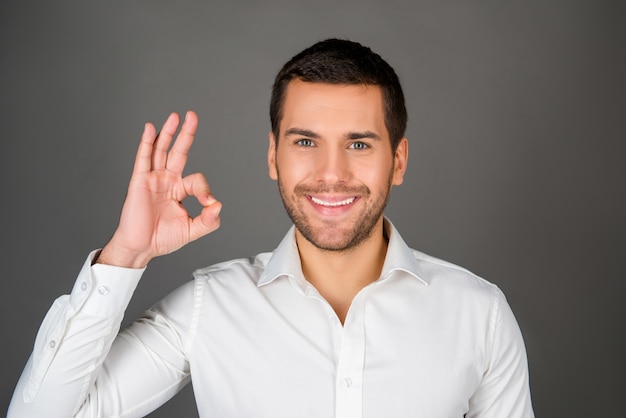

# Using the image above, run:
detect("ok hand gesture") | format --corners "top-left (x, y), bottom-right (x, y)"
top-left (98, 111), bottom-right (222, 268)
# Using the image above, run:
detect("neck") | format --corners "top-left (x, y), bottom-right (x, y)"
top-left (295, 218), bottom-right (388, 324)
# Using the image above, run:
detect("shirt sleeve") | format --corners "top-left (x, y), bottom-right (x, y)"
top-left (466, 286), bottom-right (535, 418)
top-left (7, 250), bottom-right (193, 418)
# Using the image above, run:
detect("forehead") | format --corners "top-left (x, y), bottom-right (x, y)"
top-left (280, 80), bottom-right (387, 137)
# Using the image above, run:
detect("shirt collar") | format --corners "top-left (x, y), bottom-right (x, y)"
top-left (379, 218), bottom-right (429, 285)
top-left (258, 225), bottom-right (303, 287)
top-left (257, 218), bottom-right (429, 287)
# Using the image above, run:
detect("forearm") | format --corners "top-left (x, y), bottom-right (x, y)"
top-left (8, 251), bottom-right (144, 417)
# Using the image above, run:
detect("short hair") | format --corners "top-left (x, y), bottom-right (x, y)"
top-left (270, 38), bottom-right (407, 151)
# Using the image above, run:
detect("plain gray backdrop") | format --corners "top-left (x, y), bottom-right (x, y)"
top-left (2, 1), bottom-right (624, 416)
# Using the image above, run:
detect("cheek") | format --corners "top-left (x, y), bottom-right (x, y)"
top-left (276, 153), bottom-right (308, 185)
top-left (358, 159), bottom-right (394, 187)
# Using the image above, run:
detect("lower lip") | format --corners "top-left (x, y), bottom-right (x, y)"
top-left (306, 196), bottom-right (359, 216)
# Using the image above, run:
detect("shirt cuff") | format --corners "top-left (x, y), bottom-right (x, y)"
top-left (68, 250), bottom-right (145, 317)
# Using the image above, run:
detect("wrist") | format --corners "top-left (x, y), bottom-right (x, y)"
top-left (95, 242), bottom-right (152, 269)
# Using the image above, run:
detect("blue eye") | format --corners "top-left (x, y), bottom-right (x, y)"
top-left (296, 139), bottom-right (315, 147)
top-left (350, 141), bottom-right (369, 150)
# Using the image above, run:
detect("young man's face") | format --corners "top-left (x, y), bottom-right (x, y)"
top-left (268, 80), bottom-right (407, 252)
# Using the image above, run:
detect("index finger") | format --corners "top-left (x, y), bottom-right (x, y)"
top-left (166, 110), bottom-right (198, 175)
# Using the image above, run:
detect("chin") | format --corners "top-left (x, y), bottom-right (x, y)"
top-left (299, 223), bottom-right (374, 253)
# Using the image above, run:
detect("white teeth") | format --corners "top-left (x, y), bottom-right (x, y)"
top-left (311, 196), bottom-right (356, 207)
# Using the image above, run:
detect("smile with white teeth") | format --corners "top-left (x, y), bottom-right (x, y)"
top-left (310, 196), bottom-right (356, 207)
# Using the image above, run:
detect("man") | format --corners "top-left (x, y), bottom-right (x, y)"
top-left (9, 39), bottom-right (534, 417)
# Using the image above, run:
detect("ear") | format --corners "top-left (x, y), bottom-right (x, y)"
top-left (268, 132), bottom-right (278, 180)
top-left (392, 137), bottom-right (408, 186)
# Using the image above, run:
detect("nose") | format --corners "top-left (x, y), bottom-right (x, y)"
top-left (314, 145), bottom-right (351, 184)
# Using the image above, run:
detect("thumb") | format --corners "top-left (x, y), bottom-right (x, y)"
top-left (189, 201), bottom-right (222, 242)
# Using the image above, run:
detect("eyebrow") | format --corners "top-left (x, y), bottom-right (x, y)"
top-left (284, 128), bottom-right (320, 139)
top-left (346, 131), bottom-right (382, 141)
top-left (284, 128), bottom-right (381, 141)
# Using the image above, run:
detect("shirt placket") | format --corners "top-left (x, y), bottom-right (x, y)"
top-left (334, 288), bottom-right (367, 418)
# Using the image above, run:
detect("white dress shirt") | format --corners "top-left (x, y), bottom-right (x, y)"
top-left (9, 220), bottom-right (534, 417)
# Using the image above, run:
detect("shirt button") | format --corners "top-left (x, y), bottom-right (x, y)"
top-left (343, 377), bottom-right (353, 388)
top-left (80, 282), bottom-right (88, 291)
top-left (49, 340), bottom-right (56, 349)
top-left (98, 286), bottom-right (110, 295)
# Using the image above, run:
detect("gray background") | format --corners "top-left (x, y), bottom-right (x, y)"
top-left (1, 1), bottom-right (624, 416)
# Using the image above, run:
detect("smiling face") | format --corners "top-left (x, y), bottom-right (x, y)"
top-left (268, 80), bottom-right (408, 252)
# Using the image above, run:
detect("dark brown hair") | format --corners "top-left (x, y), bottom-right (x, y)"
top-left (270, 38), bottom-right (407, 150)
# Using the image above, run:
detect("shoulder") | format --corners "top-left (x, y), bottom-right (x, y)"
top-left (385, 220), bottom-right (502, 301)
top-left (191, 252), bottom-right (273, 285)
top-left (155, 252), bottom-right (273, 310)
top-left (406, 249), bottom-right (518, 350)
top-left (409, 248), bottom-right (506, 307)
top-left (150, 252), bottom-right (274, 344)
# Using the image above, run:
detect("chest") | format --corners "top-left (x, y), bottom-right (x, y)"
top-left (187, 279), bottom-right (486, 417)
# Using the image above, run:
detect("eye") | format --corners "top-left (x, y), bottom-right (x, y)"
top-left (296, 139), bottom-right (315, 147)
top-left (349, 141), bottom-right (369, 150)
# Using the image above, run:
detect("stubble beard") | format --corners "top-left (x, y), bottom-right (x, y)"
top-left (277, 170), bottom-right (394, 253)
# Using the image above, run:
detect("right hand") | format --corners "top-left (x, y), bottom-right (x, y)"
top-left (97, 111), bottom-right (222, 268)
